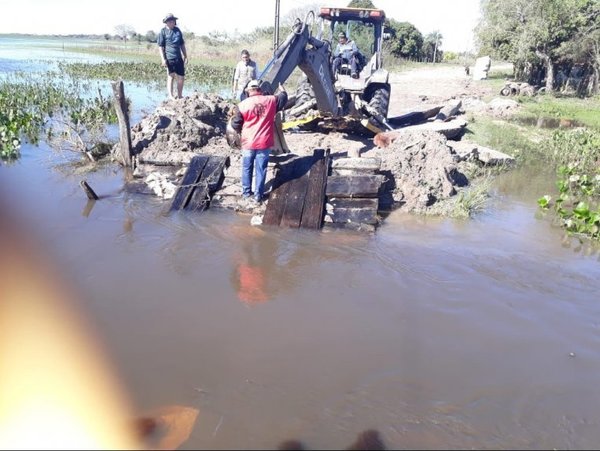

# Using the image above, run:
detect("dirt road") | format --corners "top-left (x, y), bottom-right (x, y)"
top-left (387, 64), bottom-right (496, 116)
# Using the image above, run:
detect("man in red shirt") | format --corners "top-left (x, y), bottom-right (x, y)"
top-left (230, 80), bottom-right (288, 204)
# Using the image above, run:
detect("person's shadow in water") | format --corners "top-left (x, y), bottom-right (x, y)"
top-left (277, 429), bottom-right (386, 450)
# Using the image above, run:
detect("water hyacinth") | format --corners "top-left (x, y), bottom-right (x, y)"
top-left (0, 72), bottom-right (117, 160)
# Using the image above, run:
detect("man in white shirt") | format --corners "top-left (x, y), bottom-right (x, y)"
top-left (232, 49), bottom-right (258, 100)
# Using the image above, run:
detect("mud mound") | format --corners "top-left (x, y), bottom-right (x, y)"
top-left (129, 92), bottom-right (232, 165)
top-left (377, 130), bottom-right (468, 212)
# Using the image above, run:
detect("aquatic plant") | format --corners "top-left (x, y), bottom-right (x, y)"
top-left (538, 166), bottom-right (600, 241)
top-left (0, 73), bottom-right (117, 160)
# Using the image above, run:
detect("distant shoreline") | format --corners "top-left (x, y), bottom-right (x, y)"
top-left (1, 33), bottom-right (107, 39)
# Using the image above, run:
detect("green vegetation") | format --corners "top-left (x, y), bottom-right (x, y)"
top-left (0, 73), bottom-right (116, 160)
top-left (476, 0), bottom-right (599, 96)
top-left (0, 57), bottom-right (233, 161)
top-left (538, 165), bottom-right (600, 240)
top-left (58, 61), bottom-right (233, 90)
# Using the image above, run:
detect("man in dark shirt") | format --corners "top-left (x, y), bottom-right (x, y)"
top-left (157, 13), bottom-right (188, 99)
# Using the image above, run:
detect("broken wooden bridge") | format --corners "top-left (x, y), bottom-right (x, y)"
top-left (170, 149), bottom-right (386, 231)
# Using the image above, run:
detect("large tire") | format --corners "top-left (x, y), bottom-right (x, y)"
top-left (287, 78), bottom-right (320, 131)
top-left (293, 78), bottom-right (316, 112)
top-left (368, 87), bottom-right (390, 121)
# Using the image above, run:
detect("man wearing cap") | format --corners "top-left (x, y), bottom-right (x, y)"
top-left (332, 31), bottom-right (361, 79)
top-left (157, 13), bottom-right (188, 99)
top-left (230, 80), bottom-right (288, 205)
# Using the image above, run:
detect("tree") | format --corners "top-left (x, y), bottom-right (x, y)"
top-left (385, 19), bottom-right (424, 59)
top-left (145, 30), bottom-right (157, 43)
top-left (282, 3), bottom-right (320, 28)
top-left (476, 0), bottom-right (598, 92)
top-left (114, 24), bottom-right (135, 42)
top-left (347, 0), bottom-right (377, 8)
top-left (556, 1), bottom-right (600, 95)
top-left (423, 31), bottom-right (443, 63)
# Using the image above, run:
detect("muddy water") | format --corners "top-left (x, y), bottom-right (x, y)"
top-left (2, 142), bottom-right (600, 450)
top-left (3, 41), bottom-right (600, 449)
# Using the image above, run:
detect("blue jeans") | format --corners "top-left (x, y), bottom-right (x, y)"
top-left (242, 149), bottom-right (270, 200)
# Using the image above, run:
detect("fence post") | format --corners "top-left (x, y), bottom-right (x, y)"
top-left (111, 80), bottom-right (132, 167)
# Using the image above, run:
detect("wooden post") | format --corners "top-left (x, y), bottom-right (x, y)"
top-left (111, 80), bottom-right (132, 167)
top-left (80, 180), bottom-right (99, 200)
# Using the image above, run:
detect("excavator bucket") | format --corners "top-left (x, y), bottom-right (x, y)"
top-left (272, 112), bottom-right (290, 155)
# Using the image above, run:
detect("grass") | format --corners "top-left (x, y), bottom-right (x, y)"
top-left (59, 35), bottom-right (278, 71)
top-left (425, 173), bottom-right (494, 218)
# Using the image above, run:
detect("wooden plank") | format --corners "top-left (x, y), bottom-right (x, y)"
top-left (262, 179), bottom-right (291, 226)
top-left (300, 149), bottom-right (329, 229)
top-left (325, 175), bottom-right (385, 198)
top-left (169, 155), bottom-right (209, 211)
top-left (324, 207), bottom-right (379, 225)
top-left (186, 156), bottom-right (229, 212)
top-left (387, 105), bottom-right (442, 127)
top-left (263, 155), bottom-right (312, 227)
top-left (331, 157), bottom-right (381, 172)
top-left (262, 157), bottom-right (298, 226)
top-left (280, 169), bottom-right (310, 228)
top-left (272, 112), bottom-right (290, 155)
top-left (327, 197), bottom-right (378, 210)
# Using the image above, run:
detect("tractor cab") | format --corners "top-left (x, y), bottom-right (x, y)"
top-left (317, 6), bottom-right (387, 84)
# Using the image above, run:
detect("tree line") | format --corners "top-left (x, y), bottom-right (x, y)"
top-left (476, 0), bottom-right (600, 96)
top-left (63, 0), bottom-right (600, 82)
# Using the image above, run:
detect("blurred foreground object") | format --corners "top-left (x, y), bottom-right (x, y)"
top-left (135, 405), bottom-right (199, 450)
top-left (0, 206), bottom-right (142, 450)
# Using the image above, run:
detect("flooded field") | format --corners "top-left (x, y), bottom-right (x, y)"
top-left (3, 138), bottom-right (600, 449)
top-left (2, 38), bottom-right (600, 449)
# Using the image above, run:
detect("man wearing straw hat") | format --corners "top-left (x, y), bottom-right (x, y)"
top-left (157, 13), bottom-right (188, 99)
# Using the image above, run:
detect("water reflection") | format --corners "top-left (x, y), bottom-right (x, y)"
top-left (512, 115), bottom-right (583, 129)
top-left (81, 199), bottom-right (97, 218)
top-left (231, 227), bottom-right (275, 305)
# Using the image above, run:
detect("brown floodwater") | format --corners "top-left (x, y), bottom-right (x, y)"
top-left (2, 143), bottom-right (600, 450)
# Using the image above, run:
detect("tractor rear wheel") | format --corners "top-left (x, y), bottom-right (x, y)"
top-left (286, 78), bottom-right (319, 131)
top-left (368, 87), bottom-right (390, 120)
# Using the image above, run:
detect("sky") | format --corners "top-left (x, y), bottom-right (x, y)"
top-left (0, 0), bottom-right (481, 52)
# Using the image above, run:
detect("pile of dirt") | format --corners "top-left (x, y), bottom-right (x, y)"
top-left (368, 130), bottom-right (469, 212)
top-left (125, 92), bottom-right (234, 166)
